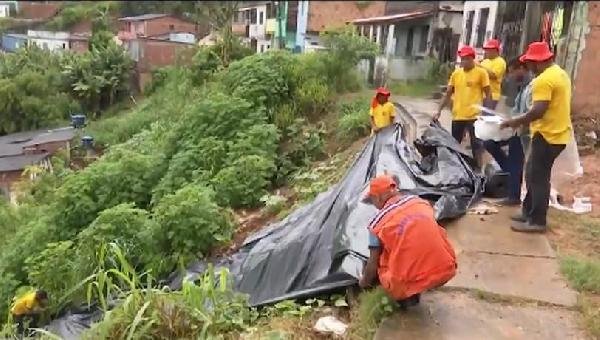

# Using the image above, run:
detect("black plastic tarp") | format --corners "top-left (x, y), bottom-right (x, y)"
top-left (46, 121), bottom-right (483, 338)
top-left (169, 122), bottom-right (484, 306)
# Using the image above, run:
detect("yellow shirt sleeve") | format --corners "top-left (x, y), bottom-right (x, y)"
top-left (369, 107), bottom-right (374, 116)
top-left (386, 102), bottom-right (396, 117)
top-left (481, 69), bottom-right (491, 88)
top-left (448, 70), bottom-right (457, 87)
top-left (490, 58), bottom-right (506, 80)
top-left (532, 76), bottom-right (553, 102)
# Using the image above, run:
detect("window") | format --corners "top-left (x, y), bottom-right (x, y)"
top-left (259, 11), bottom-right (264, 25)
top-left (169, 24), bottom-right (175, 31)
top-left (476, 8), bottom-right (490, 48)
top-left (266, 3), bottom-right (273, 18)
top-left (250, 8), bottom-right (257, 24)
top-left (62, 43), bottom-right (66, 49)
top-left (405, 27), bottom-right (414, 56)
top-left (260, 45), bottom-right (264, 53)
top-left (418, 25), bottom-right (429, 53)
top-left (465, 10), bottom-right (474, 45)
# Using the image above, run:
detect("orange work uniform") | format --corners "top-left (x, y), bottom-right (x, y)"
top-left (368, 195), bottom-right (457, 300)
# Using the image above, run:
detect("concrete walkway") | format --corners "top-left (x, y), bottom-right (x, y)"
top-left (375, 97), bottom-right (586, 339)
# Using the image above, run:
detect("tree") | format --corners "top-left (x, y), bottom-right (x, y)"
top-left (195, 1), bottom-right (239, 66)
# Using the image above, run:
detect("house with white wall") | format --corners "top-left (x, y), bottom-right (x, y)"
top-left (460, 1), bottom-right (499, 60)
top-left (0, 1), bottom-right (17, 17)
top-left (353, 1), bottom-right (464, 82)
top-left (233, 1), bottom-right (274, 53)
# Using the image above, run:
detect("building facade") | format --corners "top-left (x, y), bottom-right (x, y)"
top-left (353, 1), bottom-right (463, 82)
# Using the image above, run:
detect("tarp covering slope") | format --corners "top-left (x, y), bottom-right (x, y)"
top-left (46, 121), bottom-right (483, 339)
top-left (170, 122), bottom-right (484, 306)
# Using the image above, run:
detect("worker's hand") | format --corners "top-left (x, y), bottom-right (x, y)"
top-left (500, 119), bottom-right (519, 129)
top-left (433, 110), bottom-right (441, 122)
top-left (358, 276), bottom-right (370, 289)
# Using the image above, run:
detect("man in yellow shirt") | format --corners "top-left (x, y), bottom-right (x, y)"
top-left (11, 289), bottom-right (48, 335)
top-left (369, 87), bottom-right (395, 134)
top-left (478, 39), bottom-right (507, 109)
top-left (435, 45), bottom-right (492, 166)
top-left (501, 42), bottom-right (571, 233)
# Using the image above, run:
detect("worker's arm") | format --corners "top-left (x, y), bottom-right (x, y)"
top-left (434, 85), bottom-right (454, 121)
top-left (500, 101), bottom-right (549, 128)
top-left (359, 247), bottom-right (382, 288)
top-left (477, 63), bottom-right (498, 80)
top-left (483, 85), bottom-right (493, 108)
top-left (501, 76), bottom-right (550, 129)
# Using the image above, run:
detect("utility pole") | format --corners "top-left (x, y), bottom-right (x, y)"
top-left (275, 1), bottom-right (285, 49)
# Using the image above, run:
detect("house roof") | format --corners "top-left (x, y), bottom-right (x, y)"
top-left (0, 130), bottom-right (45, 157)
top-left (0, 153), bottom-right (49, 172)
top-left (351, 10), bottom-right (434, 25)
top-left (22, 127), bottom-right (75, 148)
top-left (0, 127), bottom-right (74, 159)
top-left (2, 33), bottom-right (28, 40)
top-left (118, 13), bottom-right (169, 22)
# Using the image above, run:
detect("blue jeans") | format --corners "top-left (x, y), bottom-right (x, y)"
top-left (483, 136), bottom-right (525, 201)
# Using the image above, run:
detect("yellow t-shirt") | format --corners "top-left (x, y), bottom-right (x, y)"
top-left (449, 67), bottom-right (490, 121)
top-left (480, 56), bottom-right (506, 100)
top-left (11, 292), bottom-right (39, 316)
top-left (370, 102), bottom-right (396, 129)
top-left (530, 64), bottom-right (572, 144)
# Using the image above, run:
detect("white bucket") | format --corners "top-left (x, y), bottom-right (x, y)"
top-left (474, 115), bottom-right (515, 142)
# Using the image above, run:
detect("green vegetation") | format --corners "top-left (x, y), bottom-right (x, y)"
top-left (549, 210), bottom-right (600, 338)
top-left (388, 79), bottom-right (439, 98)
top-left (0, 28), bottom-right (378, 338)
top-left (44, 1), bottom-right (119, 31)
top-left (348, 288), bottom-right (398, 339)
top-left (0, 41), bottom-right (133, 135)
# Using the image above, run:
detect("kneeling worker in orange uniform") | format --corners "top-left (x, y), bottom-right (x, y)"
top-left (359, 175), bottom-right (457, 308)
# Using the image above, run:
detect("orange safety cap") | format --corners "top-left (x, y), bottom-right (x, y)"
top-left (366, 174), bottom-right (397, 198)
top-left (457, 45), bottom-right (476, 58)
top-left (521, 41), bottom-right (554, 62)
top-left (483, 39), bottom-right (501, 50)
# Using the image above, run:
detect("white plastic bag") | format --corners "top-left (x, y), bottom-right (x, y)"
top-left (551, 130), bottom-right (583, 187)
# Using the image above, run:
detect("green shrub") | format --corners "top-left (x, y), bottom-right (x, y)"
top-left (220, 51), bottom-right (295, 113)
top-left (52, 149), bottom-right (166, 238)
top-left (561, 256), bottom-right (600, 293)
top-left (337, 99), bottom-right (371, 141)
top-left (24, 241), bottom-right (81, 314)
top-left (212, 155), bottom-right (277, 208)
top-left (153, 185), bottom-right (235, 260)
top-left (76, 203), bottom-right (156, 268)
top-left (190, 48), bottom-right (223, 85)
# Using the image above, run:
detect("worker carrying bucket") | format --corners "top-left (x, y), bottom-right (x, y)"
top-left (359, 174), bottom-right (457, 309)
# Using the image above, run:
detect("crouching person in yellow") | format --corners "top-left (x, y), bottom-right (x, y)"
top-left (370, 87), bottom-right (395, 135)
top-left (11, 290), bottom-right (48, 335)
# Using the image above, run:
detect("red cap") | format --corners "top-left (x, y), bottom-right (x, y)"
top-left (518, 54), bottom-right (527, 63)
top-left (457, 45), bottom-right (476, 58)
top-left (522, 41), bottom-right (554, 62)
top-left (365, 175), bottom-right (397, 198)
top-left (375, 87), bottom-right (391, 96)
top-left (483, 39), bottom-right (501, 50)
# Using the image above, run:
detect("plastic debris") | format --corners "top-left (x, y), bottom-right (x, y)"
top-left (314, 316), bottom-right (348, 336)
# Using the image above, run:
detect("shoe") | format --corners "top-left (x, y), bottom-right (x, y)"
top-left (510, 214), bottom-right (527, 223)
top-left (498, 198), bottom-right (521, 206)
top-left (511, 221), bottom-right (546, 233)
top-left (397, 294), bottom-right (421, 310)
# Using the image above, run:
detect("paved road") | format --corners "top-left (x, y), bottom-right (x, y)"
top-left (375, 96), bottom-right (586, 340)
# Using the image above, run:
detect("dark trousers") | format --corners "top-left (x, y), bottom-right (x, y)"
top-left (483, 136), bottom-right (525, 201)
top-left (452, 120), bottom-right (481, 163)
top-left (14, 313), bottom-right (39, 335)
top-left (522, 133), bottom-right (565, 225)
